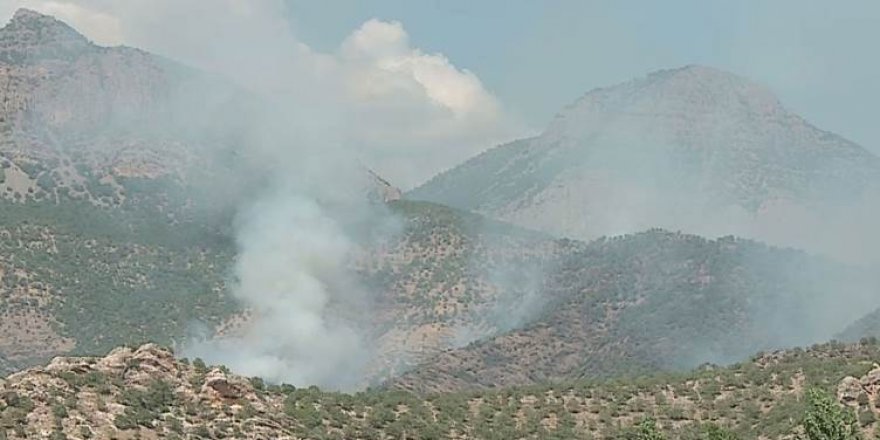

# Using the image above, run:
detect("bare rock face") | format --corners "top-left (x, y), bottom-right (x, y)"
top-left (838, 376), bottom-right (864, 404)
top-left (0, 8), bottom-right (93, 63)
top-left (202, 368), bottom-right (250, 400)
top-left (95, 346), bottom-right (135, 374)
top-left (0, 344), bottom-right (283, 438)
top-left (838, 364), bottom-right (880, 423)
top-left (860, 364), bottom-right (880, 392)
top-left (40, 344), bottom-right (179, 384)
top-left (45, 357), bottom-right (94, 375)
top-left (129, 343), bottom-right (177, 373)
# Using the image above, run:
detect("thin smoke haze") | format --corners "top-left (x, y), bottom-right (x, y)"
top-left (3, 1), bottom-right (879, 392)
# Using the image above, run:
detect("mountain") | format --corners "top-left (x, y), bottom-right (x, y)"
top-left (2, 9), bottom-right (879, 405)
top-left (409, 65), bottom-right (880, 249)
top-left (838, 308), bottom-right (880, 342)
top-left (0, 9), bottom-right (574, 378)
top-left (0, 8), bottom-right (256, 373)
top-left (1, 8), bottom-right (224, 185)
top-left (2, 341), bottom-right (880, 439)
top-left (391, 230), bottom-right (878, 394)
top-left (296, 199), bottom-right (571, 384)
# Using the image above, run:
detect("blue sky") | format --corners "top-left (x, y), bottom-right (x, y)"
top-left (5, 0), bottom-right (877, 181)
top-left (286, 0), bottom-right (880, 150)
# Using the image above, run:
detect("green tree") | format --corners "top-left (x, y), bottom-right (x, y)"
top-left (631, 417), bottom-right (666, 440)
top-left (799, 388), bottom-right (862, 440)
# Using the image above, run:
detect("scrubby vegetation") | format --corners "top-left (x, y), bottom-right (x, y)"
top-left (0, 192), bottom-right (238, 366)
top-left (393, 229), bottom-right (876, 393)
top-left (2, 341), bottom-right (879, 439)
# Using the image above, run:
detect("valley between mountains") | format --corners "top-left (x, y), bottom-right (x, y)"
top-left (1, 8), bottom-right (880, 440)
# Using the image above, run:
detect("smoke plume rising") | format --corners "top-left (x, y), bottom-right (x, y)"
top-left (4, 0), bottom-right (879, 388)
top-left (0, 0), bottom-right (525, 388)
top-left (185, 189), bottom-right (371, 389)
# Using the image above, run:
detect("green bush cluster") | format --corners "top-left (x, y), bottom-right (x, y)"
top-left (114, 380), bottom-right (178, 430)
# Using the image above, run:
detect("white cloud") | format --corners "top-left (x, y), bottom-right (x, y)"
top-left (0, 0), bottom-right (525, 387)
top-left (341, 19), bottom-right (503, 121)
top-left (0, 0), bottom-right (525, 187)
top-left (337, 19), bottom-right (521, 186)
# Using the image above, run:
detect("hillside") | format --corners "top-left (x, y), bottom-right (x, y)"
top-left (5, 186), bottom-right (874, 395)
top-left (2, 8), bottom-right (879, 403)
top-left (0, 9), bottom-right (437, 379)
top-left (391, 231), bottom-right (878, 393)
top-left (409, 65), bottom-right (880, 249)
top-left (2, 341), bottom-right (880, 439)
top-left (0, 9), bottom-right (243, 367)
top-left (0, 8), bottom-right (253, 208)
top-left (0, 188), bottom-right (567, 383)
top-left (0, 9), bottom-right (356, 374)
top-left (357, 200), bottom-right (570, 381)
top-left (0, 10), bottom-right (555, 382)
top-left (838, 308), bottom-right (880, 343)
top-left (0, 7), bottom-right (567, 375)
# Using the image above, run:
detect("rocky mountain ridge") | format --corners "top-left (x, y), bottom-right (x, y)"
top-left (409, 65), bottom-right (880, 251)
top-left (2, 9), bottom-right (880, 414)
top-left (3, 341), bottom-right (880, 439)
top-left (0, 8), bottom-right (93, 63)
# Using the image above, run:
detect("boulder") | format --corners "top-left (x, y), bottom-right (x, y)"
top-left (838, 376), bottom-right (864, 404)
top-left (202, 369), bottom-right (250, 400)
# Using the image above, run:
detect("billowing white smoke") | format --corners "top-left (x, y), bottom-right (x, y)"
top-left (0, 0), bottom-right (527, 388)
top-left (185, 188), bottom-right (370, 389)
top-left (0, 0), bottom-right (526, 189)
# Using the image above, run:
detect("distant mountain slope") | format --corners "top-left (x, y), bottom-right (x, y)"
top-left (0, 9), bottom-right (256, 372)
top-left (0, 199), bottom-right (238, 372)
top-left (0, 8), bottom-right (257, 210)
top-left (358, 200), bottom-right (570, 382)
top-left (391, 230), bottom-right (878, 393)
top-left (0, 8), bottom-right (563, 378)
top-left (410, 65), bottom-right (880, 248)
top-left (3, 341), bottom-right (880, 439)
top-left (0, 10), bottom-right (580, 381)
top-left (838, 308), bottom-right (880, 342)
top-left (3, 9), bottom-right (878, 400)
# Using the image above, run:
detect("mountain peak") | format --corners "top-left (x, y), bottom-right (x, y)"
top-left (645, 64), bottom-right (774, 97)
top-left (546, 64), bottom-right (791, 146)
top-left (414, 64), bottom-right (880, 245)
top-left (1, 8), bottom-right (92, 63)
top-left (661, 63), bottom-right (735, 77)
top-left (576, 64), bottom-right (784, 117)
top-left (11, 7), bottom-right (50, 22)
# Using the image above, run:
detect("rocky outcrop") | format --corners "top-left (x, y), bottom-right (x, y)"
top-left (0, 8), bottom-right (93, 63)
top-left (838, 363), bottom-right (880, 407)
top-left (838, 376), bottom-right (864, 404)
top-left (5, 341), bottom-right (880, 439)
top-left (202, 368), bottom-right (250, 400)
top-left (0, 344), bottom-right (286, 439)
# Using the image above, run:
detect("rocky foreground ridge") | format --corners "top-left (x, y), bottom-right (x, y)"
top-left (3, 342), bottom-right (880, 439)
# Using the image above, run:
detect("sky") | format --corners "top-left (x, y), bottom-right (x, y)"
top-left (1, 0), bottom-right (879, 180)
top-left (1, 0), bottom-right (878, 389)
top-left (286, 0), bottom-right (880, 151)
